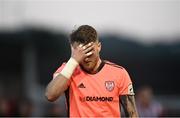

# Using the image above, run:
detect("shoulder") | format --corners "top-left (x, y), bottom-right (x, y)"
top-left (104, 60), bottom-right (124, 70)
top-left (103, 60), bottom-right (130, 76)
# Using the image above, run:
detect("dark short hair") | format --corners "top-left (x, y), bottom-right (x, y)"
top-left (69, 25), bottom-right (98, 44)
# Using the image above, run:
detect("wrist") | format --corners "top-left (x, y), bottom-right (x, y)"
top-left (60, 57), bottom-right (79, 79)
top-left (69, 57), bottom-right (79, 65)
top-left (71, 55), bottom-right (81, 64)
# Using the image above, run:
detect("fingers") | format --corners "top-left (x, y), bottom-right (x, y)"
top-left (81, 42), bottom-right (93, 50)
top-left (71, 42), bottom-right (94, 63)
top-left (86, 51), bottom-right (93, 56)
top-left (82, 43), bottom-right (94, 56)
top-left (78, 42), bottom-right (93, 53)
top-left (71, 43), bottom-right (83, 50)
top-left (79, 44), bottom-right (83, 48)
top-left (83, 45), bottom-right (94, 54)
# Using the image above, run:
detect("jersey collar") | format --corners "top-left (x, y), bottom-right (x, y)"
top-left (80, 60), bottom-right (105, 74)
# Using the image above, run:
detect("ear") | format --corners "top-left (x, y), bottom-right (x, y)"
top-left (97, 42), bottom-right (101, 52)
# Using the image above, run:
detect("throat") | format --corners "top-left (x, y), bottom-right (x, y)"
top-left (92, 59), bottom-right (102, 73)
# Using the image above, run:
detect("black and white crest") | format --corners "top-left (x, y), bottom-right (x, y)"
top-left (105, 81), bottom-right (115, 92)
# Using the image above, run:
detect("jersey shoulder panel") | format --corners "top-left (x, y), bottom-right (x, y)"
top-left (54, 62), bottom-right (66, 73)
top-left (53, 62), bottom-right (66, 78)
top-left (104, 60), bottom-right (124, 70)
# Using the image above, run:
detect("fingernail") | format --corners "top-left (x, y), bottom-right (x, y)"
top-left (88, 43), bottom-right (91, 46)
top-left (79, 44), bottom-right (83, 48)
top-left (83, 46), bottom-right (86, 49)
top-left (87, 52), bottom-right (92, 56)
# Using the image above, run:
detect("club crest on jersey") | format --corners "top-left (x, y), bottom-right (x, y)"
top-left (105, 81), bottom-right (115, 92)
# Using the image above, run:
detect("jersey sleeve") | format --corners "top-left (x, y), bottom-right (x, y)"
top-left (53, 63), bottom-right (66, 79)
top-left (53, 62), bottom-right (77, 86)
top-left (53, 63), bottom-right (72, 86)
top-left (118, 68), bottom-right (135, 95)
top-left (53, 62), bottom-right (72, 87)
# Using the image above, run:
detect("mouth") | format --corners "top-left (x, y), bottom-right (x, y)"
top-left (85, 60), bottom-right (92, 62)
top-left (84, 62), bottom-right (91, 66)
top-left (85, 60), bottom-right (93, 64)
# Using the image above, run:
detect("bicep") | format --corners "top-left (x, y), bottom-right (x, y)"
top-left (120, 95), bottom-right (139, 117)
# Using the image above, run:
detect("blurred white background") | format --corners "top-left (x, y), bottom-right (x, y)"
top-left (0, 0), bottom-right (179, 43)
top-left (0, 0), bottom-right (180, 117)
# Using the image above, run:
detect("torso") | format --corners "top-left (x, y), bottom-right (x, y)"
top-left (66, 61), bottom-right (126, 117)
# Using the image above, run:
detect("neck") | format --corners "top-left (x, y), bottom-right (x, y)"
top-left (80, 58), bottom-right (104, 74)
top-left (93, 58), bottom-right (102, 72)
top-left (88, 58), bottom-right (102, 74)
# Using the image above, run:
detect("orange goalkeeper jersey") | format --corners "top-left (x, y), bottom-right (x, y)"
top-left (53, 60), bottom-right (134, 117)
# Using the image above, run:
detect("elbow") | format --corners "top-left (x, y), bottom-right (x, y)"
top-left (45, 91), bottom-right (57, 102)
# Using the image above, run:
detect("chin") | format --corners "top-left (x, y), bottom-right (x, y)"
top-left (84, 66), bottom-right (94, 71)
top-left (81, 61), bottom-right (97, 71)
top-left (82, 64), bottom-right (95, 72)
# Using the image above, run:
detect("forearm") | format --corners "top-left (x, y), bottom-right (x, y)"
top-left (120, 95), bottom-right (139, 117)
top-left (45, 74), bottom-right (69, 102)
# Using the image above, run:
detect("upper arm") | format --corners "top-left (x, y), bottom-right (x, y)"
top-left (118, 68), bottom-right (134, 95)
top-left (120, 95), bottom-right (139, 117)
top-left (118, 68), bottom-right (138, 116)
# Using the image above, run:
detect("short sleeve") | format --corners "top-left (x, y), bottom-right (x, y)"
top-left (53, 63), bottom-right (66, 79)
top-left (118, 68), bottom-right (135, 95)
top-left (53, 62), bottom-right (72, 87)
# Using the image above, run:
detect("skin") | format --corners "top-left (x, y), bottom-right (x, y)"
top-left (45, 40), bottom-right (139, 117)
top-left (120, 95), bottom-right (139, 117)
top-left (45, 41), bottom-right (101, 101)
top-left (71, 41), bottom-right (102, 73)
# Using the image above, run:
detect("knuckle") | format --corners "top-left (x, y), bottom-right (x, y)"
top-left (83, 46), bottom-right (86, 49)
